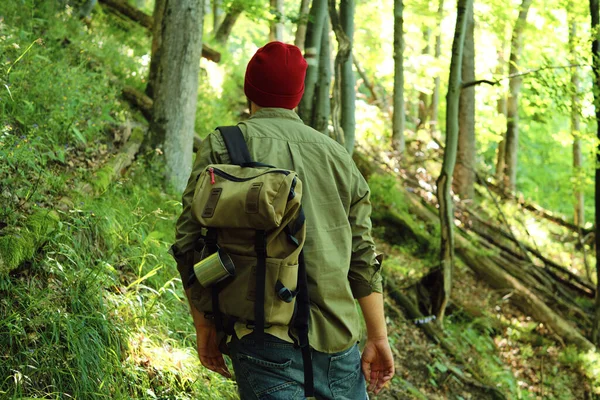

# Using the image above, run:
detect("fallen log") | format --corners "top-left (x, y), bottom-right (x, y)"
top-left (98, 0), bottom-right (221, 62)
top-left (123, 86), bottom-right (152, 121)
top-left (472, 224), bottom-right (594, 299)
top-left (470, 211), bottom-right (595, 293)
top-left (477, 176), bottom-right (594, 236)
top-left (121, 86), bottom-right (203, 152)
top-left (398, 190), bottom-right (595, 351)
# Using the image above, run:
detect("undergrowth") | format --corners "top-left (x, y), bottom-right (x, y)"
top-left (0, 157), bottom-right (238, 398)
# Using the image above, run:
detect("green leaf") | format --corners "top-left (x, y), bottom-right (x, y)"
top-left (71, 125), bottom-right (86, 144)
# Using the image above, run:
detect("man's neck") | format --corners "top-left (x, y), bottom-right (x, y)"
top-left (250, 102), bottom-right (263, 115)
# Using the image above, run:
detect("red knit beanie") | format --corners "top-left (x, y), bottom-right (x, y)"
top-left (244, 41), bottom-right (308, 109)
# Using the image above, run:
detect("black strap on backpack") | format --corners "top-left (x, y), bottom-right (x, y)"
top-left (216, 125), bottom-right (314, 397)
top-left (218, 126), bottom-right (253, 165)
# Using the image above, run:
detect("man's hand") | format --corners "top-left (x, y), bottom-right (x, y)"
top-left (195, 323), bottom-right (232, 379)
top-left (361, 336), bottom-right (395, 394)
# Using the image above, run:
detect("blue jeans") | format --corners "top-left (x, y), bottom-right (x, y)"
top-left (228, 333), bottom-right (368, 400)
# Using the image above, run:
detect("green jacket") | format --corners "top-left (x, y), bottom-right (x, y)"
top-left (174, 108), bottom-right (382, 353)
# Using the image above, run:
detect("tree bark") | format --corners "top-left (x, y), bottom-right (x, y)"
top-left (494, 41), bottom-right (508, 181)
top-left (418, 28), bottom-right (431, 128)
top-left (99, 0), bottom-right (153, 27)
top-left (340, 0), bottom-right (356, 154)
top-left (269, 0), bottom-right (284, 42)
top-left (328, 0), bottom-right (352, 147)
top-left (569, 13), bottom-right (584, 227)
top-left (503, 0), bottom-right (533, 191)
top-left (212, 0), bottom-right (223, 33)
top-left (392, 0), bottom-right (405, 153)
top-left (454, 0), bottom-right (475, 200)
top-left (150, 0), bottom-right (204, 192)
top-left (589, 0), bottom-right (600, 347)
top-left (294, 0), bottom-right (312, 51)
top-left (214, 2), bottom-right (242, 45)
top-left (298, 0), bottom-right (328, 127)
top-left (430, 0), bottom-right (444, 135)
top-left (314, 18), bottom-right (332, 134)
top-left (433, 0), bottom-right (472, 325)
top-left (146, 0), bottom-right (166, 99)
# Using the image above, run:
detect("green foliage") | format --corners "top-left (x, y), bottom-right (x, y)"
top-left (0, 210), bottom-right (59, 274)
top-left (0, 158), bottom-right (239, 398)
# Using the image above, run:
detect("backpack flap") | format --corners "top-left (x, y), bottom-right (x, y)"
top-left (191, 164), bottom-right (302, 230)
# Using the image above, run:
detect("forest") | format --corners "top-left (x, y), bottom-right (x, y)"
top-left (1, 0), bottom-right (600, 398)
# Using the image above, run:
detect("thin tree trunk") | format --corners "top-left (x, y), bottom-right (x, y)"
top-left (299, 0), bottom-right (328, 127)
top-left (433, 0), bottom-right (472, 325)
top-left (354, 56), bottom-right (379, 104)
top-left (146, 0), bottom-right (166, 99)
top-left (430, 0), bottom-right (444, 135)
top-left (269, 0), bottom-right (284, 42)
top-left (151, 0), bottom-right (204, 192)
top-left (569, 13), bottom-right (584, 227)
top-left (340, 0), bottom-right (356, 154)
top-left (214, 2), bottom-right (242, 45)
top-left (418, 28), bottom-right (432, 128)
top-left (392, 0), bottom-right (405, 153)
top-left (212, 0), bottom-right (223, 33)
top-left (589, 0), bottom-right (600, 347)
top-left (315, 19), bottom-right (332, 134)
top-left (294, 0), bottom-right (312, 50)
top-left (329, 0), bottom-right (351, 148)
top-left (503, 0), bottom-right (533, 191)
top-left (454, 0), bottom-right (475, 200)
top-left (495, 42), bottom-right (508, 181)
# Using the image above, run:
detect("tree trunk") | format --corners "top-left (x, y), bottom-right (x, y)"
top-left (569, 13), bottom-right (584, 227)
top-left (150, 0), bottom-right (204, 192)
top-left (212, 0), bottom-right (223, 33)
top-left (214, 2), bottom-right (242, 45)
top-left (503, 0), bottom-right (533, 192)
top-left (430, 0), bottom-right (444, 135)
top-left (418, 28), bottom-right (431, 129)
top-left (269, 0), bottom-right (284, 42)
top-left (495, 44), bottom-right (508, 182)
top-left (298, 0), bottom-right (328, 127)
top-left (589, 0), bottom-right (600, 347)
top-left (294, 0), bottom-right (312, 51)
top-left (146, 0), bottom-right (166, 99)
top-left (340, 0), bottom-right (356, 154)
top-left (328, 0), bottom-right (351, 147)
top-left (392, 0), bottom-right (405, 153)
top-left (454, 0), bottom-right (475, 200)
top-left (433, 0), bottom-right (472, 325)
top-left (314, 18), bottom-right (332, 134)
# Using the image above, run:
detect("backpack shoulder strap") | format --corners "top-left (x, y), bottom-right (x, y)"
top-left (217, 125), bottom-right (253, 166)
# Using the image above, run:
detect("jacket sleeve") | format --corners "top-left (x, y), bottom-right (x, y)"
top-left (347, 162), bottom-right (383, 298)
top-left (171, 133), bottom-right (220, 288)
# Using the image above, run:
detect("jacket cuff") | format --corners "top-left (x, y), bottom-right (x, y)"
top-left (349, 254), bottom-right (384, 299)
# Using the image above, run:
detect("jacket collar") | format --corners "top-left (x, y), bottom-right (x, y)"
top-left (249, 108), bottom-right (304, 123)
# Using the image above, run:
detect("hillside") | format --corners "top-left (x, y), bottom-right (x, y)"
top-left (1, 1), bottom-right (598, 399)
